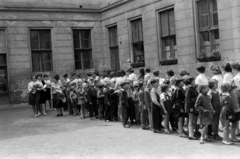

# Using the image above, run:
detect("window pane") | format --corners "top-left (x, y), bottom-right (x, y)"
top-left (32, 53), bottom-right (40, 72)
top-left (198, 0), bottom-right (208, 14)
top-left (0, 67), bottom-right (7, 93)
top-left (81, 40), bottom-right (90, 48)
top-left (200, 32), bottom-right (210, 46)
top-left (0, 30), bottom-right (5, 49)
top-left (212, 13), bottom-right (218, 26)
top-left (30, 31), bottom-right (39, 50)
top-left (211, 29), bottom-right (220, 53)
top-left (170, 38), bottom-right (176, 59)
top-left (74, 40), bottom-right (80, 48)
top-left (40, 31), bottom-right (51, 49)
top-left (73, 31), bottom-right (80, 40)
top-left (132, 19), bottom-right (142, 42)
top-left (161, 12), bottom-right (169, 36)
top-left (0, 54), bottom-right (6, 66)
top-left (42, 62), bottom-right (51, 72)
top-left (82, 51), bottom-right (91, 60)
top-left (81, 31), bottom-right (90, 40)
top-left (200, 15), bottom-right (209, 28)
top-left (162, 39), bottom-right (170, 52)
top-left (74, 51), bottom-right (81, 61)
top-left (75, 61), bottom-right (82, 70)
top-left (133, 44), bottom-right (144, 63)
top-left (41, 52), bottom-right (51, 62)
top-left (211, 0), bottom-right (217, 12)
top-left (83, 60), bottom-right (91, 69)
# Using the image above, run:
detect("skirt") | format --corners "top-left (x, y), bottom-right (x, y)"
top-left (45, 88), bottom-right (51, 100)
top-left (197, 111), bottom-right (213, 125)
top-left (220, 107), bottom-right (235, 121)
top-left (230, 112), bottom-right (240, 123)
top-left (28, 93), bottom-right (36, 105)
top-left (52, 93), bottom-right (63, 109)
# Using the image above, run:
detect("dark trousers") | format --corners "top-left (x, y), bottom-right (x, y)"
top-left (170, 113), bottom-right (178, 130)
top-left (152, 103), bottom-right (162, 131)
top-left (128, 98), bottom-right (135, 122)
top-left (141, 108), bottom-right (149, 128)
top-left (104, 103), bottom-right (111, 120)
top-left (68, 99), bottom-right (73, 115)
top-left (122, 105), bottom-right (128, 126)
top-left (111, 102), bottom-right (117, 120)
top-left (89, 98), bottom-right (98, 117)
top-left (98, 100), bottom-right (105, 119)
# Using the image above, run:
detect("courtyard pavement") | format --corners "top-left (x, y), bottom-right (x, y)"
top-left (0, 104), bottom-right (239, 159)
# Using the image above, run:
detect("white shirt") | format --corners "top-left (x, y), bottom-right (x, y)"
top-left (28, 81), bottom-right (37, 92)
top-left (195, 73), bottom-right (209, 86)
top-left (233, 72), bottom-right (240, 89)
top-left (144, 73), bottom-right (152, 84)
top-left (223, 72), bottom-right (233, 84)
top-left (51, 81), bottom-right (63, 94)
top-left (128, 73), bottom-right (138, 82)
top-left (212, 74), bottom-right (223, 92)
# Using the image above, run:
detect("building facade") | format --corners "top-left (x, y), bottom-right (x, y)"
top-left (0, 0), bottom-right (239, 104)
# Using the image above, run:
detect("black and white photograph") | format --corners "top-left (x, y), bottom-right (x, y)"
top-left (0, 0), bottom-right (239, 158)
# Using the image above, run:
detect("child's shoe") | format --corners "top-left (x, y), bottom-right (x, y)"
top-left (222, 140), bottom-right (234, 145)
top-left (200, 138), bottom-right (205, 144)
top-left (213, 135), bottom-right (223, 140)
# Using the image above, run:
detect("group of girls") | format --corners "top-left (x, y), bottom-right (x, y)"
top-left (27, 62), bottom-right (240, 145)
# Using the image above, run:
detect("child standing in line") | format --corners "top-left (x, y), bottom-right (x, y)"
top-left (133, 82), bottom-right (140, 125)
top-left (208, 79), bottom-right (222, 140)
top-left (228, 84), bottom-right (240, 142)
top-left (160, 84), bottom-right (172, 134)
top-left (103, 83), bottom-right (111, 122)
top-left (77, 84), bottom-right (87, 119)
top-left (97, 84), bottom-right (105, 120)
top-left (66, 82), bottom-right (73, 115)
top-left (195, 85), bottom-right (214, 144)
top-left (172, 78), bottom-right (187, 137)
top-left (220, 83), bottom-right (235, 145)
top-left (185, 76), bottom-right (199, 140)
top-left (139, 81), bottom-right (149, 130)
top-left (119, 80), bottom-right (130, 128)
top-left (69, 84), bottom-right (78, 116)
top-left (144, 81), bottom-right (153, 131)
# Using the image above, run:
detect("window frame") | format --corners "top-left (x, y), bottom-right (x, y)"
top-left (194, 0), bottom-right (221, 62)
top-left (72, 29), bottom-right (93, 70)
top-left (29, 29), bottom-right (53, 73)
top-left (128, 17), bottom-right (145, 68)
top-left (156, 7), bottom-right (178, 65)
top-left (108, 25), bottom-right (120, 71)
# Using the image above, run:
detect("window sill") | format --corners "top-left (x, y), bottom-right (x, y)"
top-left (159, 59), bottom-right (178, 65)
top-left (131, 62), bottom-right (145, 68)
top-left (197, 56), bottom-right (221, 62)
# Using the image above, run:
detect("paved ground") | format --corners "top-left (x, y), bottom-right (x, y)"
top-left (0, 104), bottom-right (239, 159)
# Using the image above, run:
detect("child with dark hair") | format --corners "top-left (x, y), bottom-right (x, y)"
top-left (138, 68), bottom-right (145, 81)
top-left (207, 79), bottom-right (222, 140)
top-left (228, 84), bottom-right (240, 142)
top-left (222, 63), bottom-right (233, 84)
top-left (28, 75), bottom-right (38, 117)
top-left (195, 85), bottom-right (214, 144)
top-left (195, 66), bottom-right (209, 86)
top-left (172, 77), bottom-right (187, 137)
top-left (166, 69), bottom-right (174, 79)
top-left (132, 82), bottom-right (140, 125)
top-left (144, 67), bottom-right (152, 84)
top-left (220, 83), bottom-right (235, 145)
top-left (97, 84), bottom-right (105, 120)
top-left (185, 76), bottom-right (199, 140)
top-left (70, 83), bottom-right (78, 116)
top-left (144, 81), bottom-right (153, 130)
top-left (119, 80), bottom-right (130, 128)
top-left (44, 74), bottom-right (52, 111)
top-left (160, 84), bottom-right (172, 134)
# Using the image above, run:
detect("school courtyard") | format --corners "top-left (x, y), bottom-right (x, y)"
top-left (0, 104), bottom-right (239, 159)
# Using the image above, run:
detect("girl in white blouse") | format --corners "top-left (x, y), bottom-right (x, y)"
top-left (211, 65), bottom-right (223, 92)
top-left (222, 63), bottom-right (233, 84)
top-left (28, 75), bottom-right (38, 117)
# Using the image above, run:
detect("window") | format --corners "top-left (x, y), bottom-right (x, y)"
top-left (197, 0), bottom-right (220, 60)
top-left (108, 26), bottom-right (120, 70)
top-left (131, 19), bottom-right (144, 64)
top-left (0, 29), bottom-right (8, 93)
top-left (159, 9), bottom-right (177, 61)
top-left (73, 30), bottom-right (92, 70)
top-left (30, 30), bottom-right (52, 72)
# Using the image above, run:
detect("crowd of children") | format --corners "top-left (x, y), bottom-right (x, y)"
top-left (28, 63), bottom-right (240, 145)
